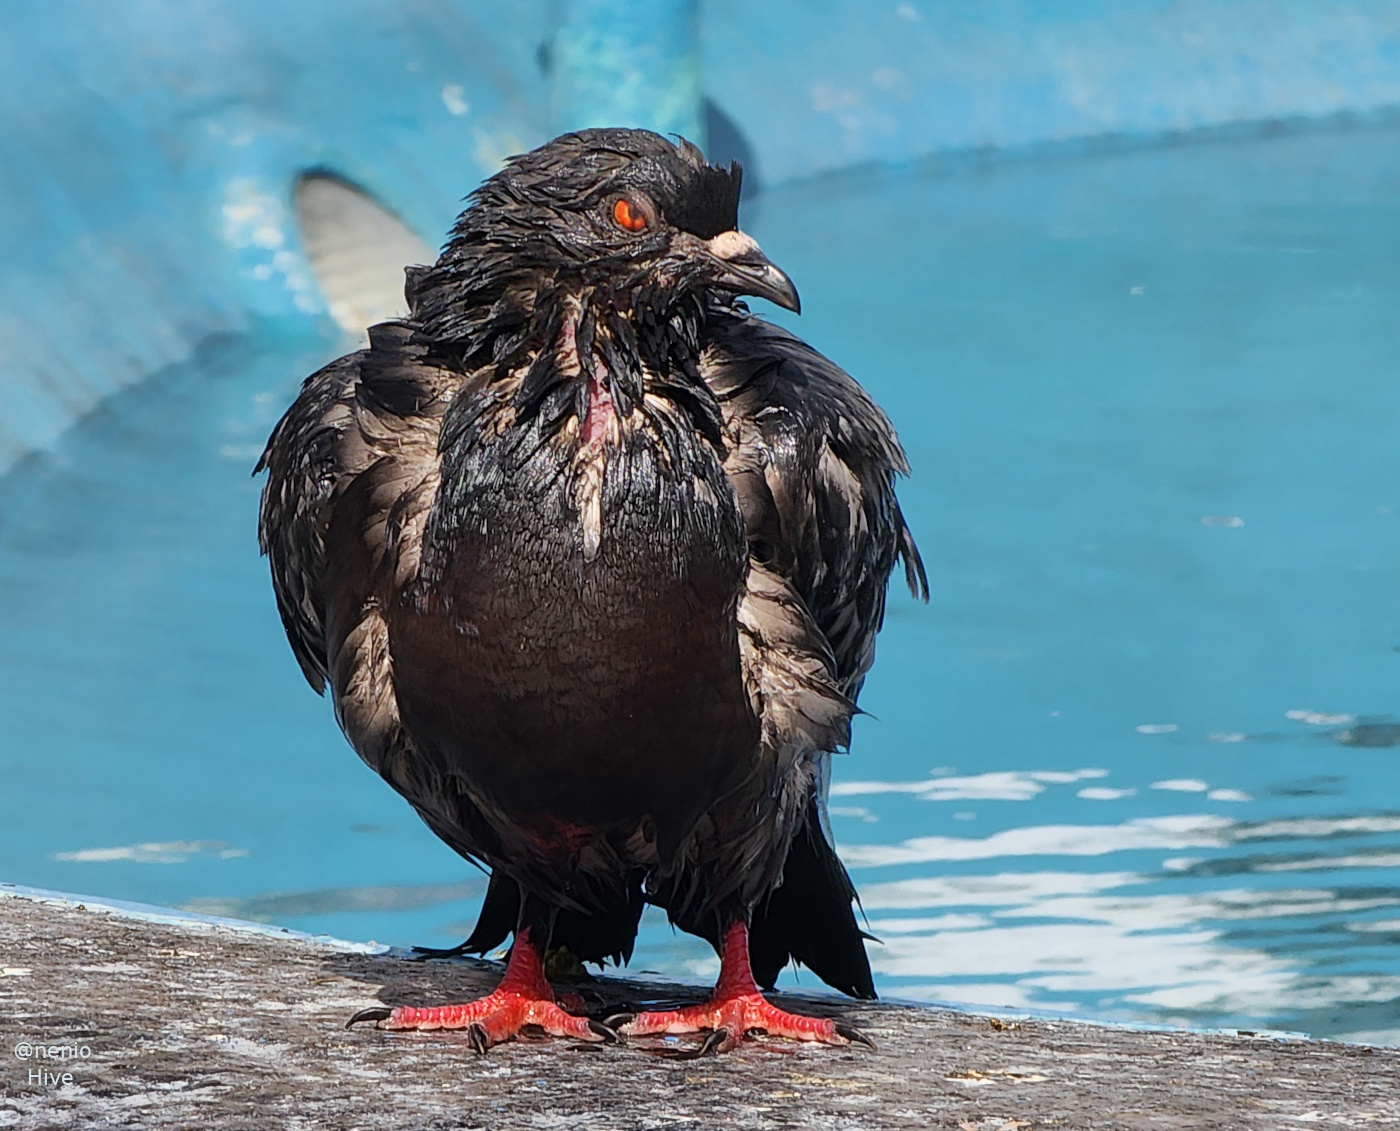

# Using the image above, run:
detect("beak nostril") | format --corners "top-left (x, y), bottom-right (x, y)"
top-left (707, 229), bottom-right (762, 262)
top-left (702, 229), bottom-right (800, 312)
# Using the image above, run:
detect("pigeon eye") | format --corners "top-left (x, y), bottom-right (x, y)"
top-left (612, 197), bottom-right (651, 233)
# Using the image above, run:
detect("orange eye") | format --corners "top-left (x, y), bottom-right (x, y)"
top-left (612, 197), bottom-right (649, 233)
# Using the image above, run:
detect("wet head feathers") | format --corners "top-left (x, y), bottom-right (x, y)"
top-left (407, 129), bottom-right (743, 350)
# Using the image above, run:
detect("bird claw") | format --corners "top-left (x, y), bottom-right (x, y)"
top-left (688, 1028), bottom-right (734, 1058)
top-left (588, 1019), bottom-right (623, 1045)
top-left (835, 1021), bottom-right (877, 1050)
top-left (346, 1007), bottom-right (394, 1029)
top-left (467, 1022), bottom-right (490, 1054)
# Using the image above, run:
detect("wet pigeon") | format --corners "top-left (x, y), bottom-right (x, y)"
top-left (257, 129), bottom-right (925, 1054)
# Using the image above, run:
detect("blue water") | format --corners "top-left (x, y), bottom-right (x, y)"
top-left (4, 125), bottom-right (1400, 1044)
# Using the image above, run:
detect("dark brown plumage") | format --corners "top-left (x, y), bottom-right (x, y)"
top-left (257, 128), bottom-right (925, 1052)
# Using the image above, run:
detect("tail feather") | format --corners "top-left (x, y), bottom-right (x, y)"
top-left (748, 793), bottom-right (877, 999)
top-left (455, 871), bottom-right (646, 967)
top-left (451, 801), bottom-right (875, 1000)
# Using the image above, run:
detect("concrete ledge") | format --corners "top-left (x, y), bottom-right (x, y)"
top-left (1, 890), bottom-right (1396, 1129)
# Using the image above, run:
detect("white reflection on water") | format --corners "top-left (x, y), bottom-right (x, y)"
top-left (1350, 919), bottom-right (1400, 933)
top-left (831, 768), bottom-right (1106, 802)
top-left (840, 814), bottom-right (1231, 867)
top-left (836, 797), bottom-right (1400, 1042)
top-left (1238, 815), bottom-right (1400, 839)
top-left (860, 870), bottom-right (1139, 909)
top-left (1259, 853), bottom-right (1400, 872)
top-left (842, 808), bottom-right (1400, 868)
top-left (856, 865), bottom-right (1400, 1035)
top-left (53, 840), bottom-right (249, 864)
top-left (1286, 710), bottom-right (1355, 726)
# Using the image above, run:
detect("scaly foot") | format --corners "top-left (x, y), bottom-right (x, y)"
top-left (613, 921), bottom-right (874, 1056)
top-left (616, 991), bottom-right (871, 1055)
top-left (347, 925), bottom-right (617, 1052)
top-left (348, 990), bottom-right (614, 1051)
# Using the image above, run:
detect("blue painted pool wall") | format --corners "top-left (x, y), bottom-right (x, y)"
top-left (0, 0), bottom-right (555, 470)
top-left (4, 0), bottom-right (1400, 470)
top-left (552, 0), bottom-right (704, 143)
top-left (702, 0), bottom-right (1400, 184)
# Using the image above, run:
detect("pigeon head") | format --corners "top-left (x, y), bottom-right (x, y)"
top-left (406, 129), bottom-right (799, 363)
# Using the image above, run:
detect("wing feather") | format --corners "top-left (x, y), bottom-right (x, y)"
top-left (257, 324), bottom-right (505, 871)
top-left (706, 312), bottom-right (926, 701)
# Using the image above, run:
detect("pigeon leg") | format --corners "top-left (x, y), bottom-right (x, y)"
top-left (348, 923), bottom-right (616, 1050)
top-left (619, 921), bottom-right (868, 1054)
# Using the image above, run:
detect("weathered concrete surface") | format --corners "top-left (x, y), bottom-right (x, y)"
top-left (1, 892), bottom-right (1396, 1130)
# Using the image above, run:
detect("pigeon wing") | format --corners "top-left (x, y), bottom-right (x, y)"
top-left (256, 324), bottom-right (496, 866)
top-left (707, 311), bottom-right (926, 703)
top-left (255, 324), bottom-right (453, 694)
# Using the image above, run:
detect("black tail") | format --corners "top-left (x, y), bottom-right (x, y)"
top-left (453, 871), bottom-right (646, 967)
top-left (748, 792), bottom-right (877, 999)
top-left (448, 800), bottom-right (875, 1000)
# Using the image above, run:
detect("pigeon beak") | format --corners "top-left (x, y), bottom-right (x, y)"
top-left (704, 230), bottom-right (801, 313)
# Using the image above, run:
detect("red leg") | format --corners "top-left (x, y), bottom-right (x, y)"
top-left (347, 926), bottom-right (615, 1051)
top-left (619, 921), bottom-right (872, 1055)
